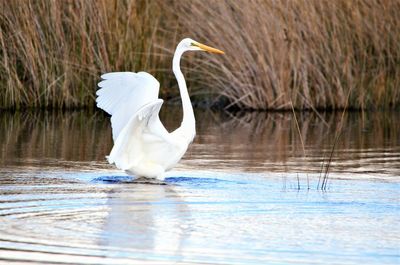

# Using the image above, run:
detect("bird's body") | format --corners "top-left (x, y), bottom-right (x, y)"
top-left (96, 38), bottom-right (223, 180)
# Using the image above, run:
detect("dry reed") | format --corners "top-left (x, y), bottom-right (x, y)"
top-left (0, 0), bottom-right (399, 110)
top-left (168, 0), bottom-right (400, 110)
top-left (0, 0), bottom-right (167, 109)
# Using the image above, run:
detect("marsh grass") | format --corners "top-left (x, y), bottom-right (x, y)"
top-left (1, 0), bottom-right (399, 110)
top-left (319, 87), bottom-right (353, 190)
top-left (0, 0), bottom-right (168, 109)
top-left (169, 0), bottom-right (400, 110)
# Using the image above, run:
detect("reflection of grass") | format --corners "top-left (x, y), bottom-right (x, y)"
top-left (1, 109), bottom-right (399, 186)
top-left (1, 0), bottom-right (399, 110)
top-left (0, 111), bottom-right (113, 165)
top-left (214, 110), bottom-right (400, 188)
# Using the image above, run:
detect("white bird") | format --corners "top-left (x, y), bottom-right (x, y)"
top-left (96, 38), bottom-right (224, 180)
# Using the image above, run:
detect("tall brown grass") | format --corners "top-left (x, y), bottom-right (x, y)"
top-left (0, 0), bottom-right (399, 110)
top-left (0, 0), bottom-right (167, 109)
top-left (167, 0), bottom-right (400, 110)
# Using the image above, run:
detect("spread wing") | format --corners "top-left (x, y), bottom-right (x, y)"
top-left (96, 71), bottom-right (160, 141)
top-left (107, 99), bottom-right (173, 171)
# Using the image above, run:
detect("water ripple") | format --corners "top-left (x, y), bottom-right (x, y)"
top-left (0, 111), bottom-right (399, 264)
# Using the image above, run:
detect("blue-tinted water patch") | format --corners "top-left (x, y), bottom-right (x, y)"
top-left (0, 169), bottom-right (398, 265)
top-left (165, 176), bottom-right (248, 186)
top-left (91, 175), bottom-right (171, 185)
top-left (91, 175), bottom-right (134, 183)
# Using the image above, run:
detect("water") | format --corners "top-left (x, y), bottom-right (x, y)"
top-left (0, 109), bottom-right (399, 264)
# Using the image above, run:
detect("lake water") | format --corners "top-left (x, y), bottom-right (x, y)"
top-left (0, 108), bottom-right (399, 264)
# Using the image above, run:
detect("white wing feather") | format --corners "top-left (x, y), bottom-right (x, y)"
top-left (107, 99), bottom-right (173, 173)
top-left (96, 71), bottom-right (160, 141)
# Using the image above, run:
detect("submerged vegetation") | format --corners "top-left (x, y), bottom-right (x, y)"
top-left (0, 0), bottom-right (399, 110)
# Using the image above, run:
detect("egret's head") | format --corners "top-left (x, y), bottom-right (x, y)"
top-left (180, 38), bottom-right (224, 54)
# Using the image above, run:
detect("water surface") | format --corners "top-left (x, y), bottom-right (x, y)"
top-left (0, 109), bottom-right (399, 264)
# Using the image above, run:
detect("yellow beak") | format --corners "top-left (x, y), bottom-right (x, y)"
top-left (192, 42), bottom-right (225, 54)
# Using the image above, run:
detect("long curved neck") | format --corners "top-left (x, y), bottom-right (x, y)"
top-left (173, 48), bottom-right (195, 140)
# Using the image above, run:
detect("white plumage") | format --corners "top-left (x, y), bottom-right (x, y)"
top-left (96, 38), bottom-right (224, 179)
top-left (97, 72), bottom-right (159, 141)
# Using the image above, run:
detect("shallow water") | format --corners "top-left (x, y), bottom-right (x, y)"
top-left (0, 109), bottom-right (399, 264)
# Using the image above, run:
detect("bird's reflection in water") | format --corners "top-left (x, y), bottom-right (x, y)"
top-left (99, 178), bottom-right (191, 259)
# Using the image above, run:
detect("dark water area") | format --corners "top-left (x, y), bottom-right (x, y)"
top-left (1, 108), bottom-right (399, 177)
top-left (0, 108), bottom-right (399, 264)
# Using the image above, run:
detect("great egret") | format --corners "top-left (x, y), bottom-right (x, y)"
top-left (96, 38), bottom-right (224, 180)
